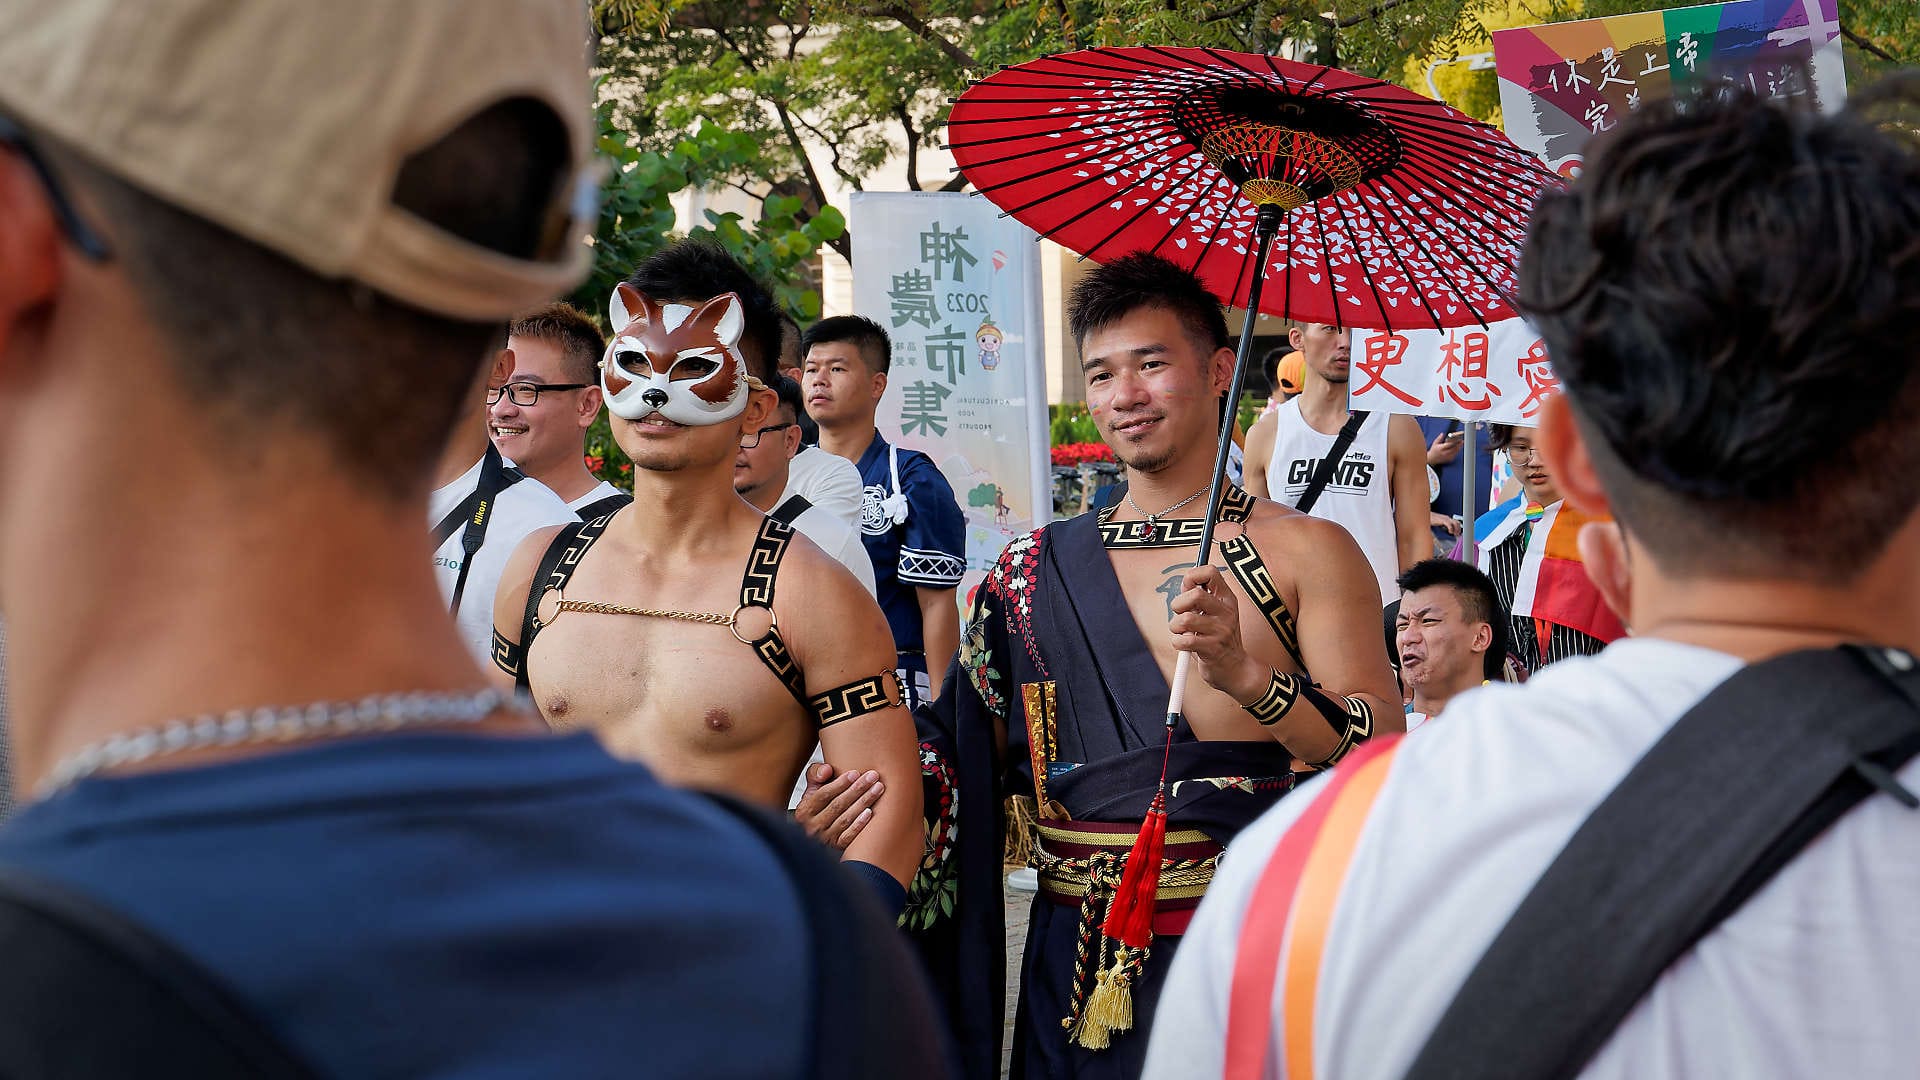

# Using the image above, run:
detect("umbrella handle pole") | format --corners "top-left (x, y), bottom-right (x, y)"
top-left (1163, 203), bottom-right (1283, 723)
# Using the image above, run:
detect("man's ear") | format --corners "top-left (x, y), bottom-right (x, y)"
top-left (1209, 346), bottom-right (1236, 395)
top-left (741, 385), bottom-right (776, 431)
top-left (870, 368), bottom-right (888, 402)
top-left (1472, 620), bottom-right (1494, 656)
top-left (1287, 324), bottom-right (1303, 350)
top-left (488, 347), bottom-right (515, 388)
top-left (0, 149), bottom-right (65, 370)
top-left (577, 385), bottom-right (602, 429)
top-left (782, 419), bottom-right (802, 458)
top-left (1536, 393), bottom-right (1609, 515)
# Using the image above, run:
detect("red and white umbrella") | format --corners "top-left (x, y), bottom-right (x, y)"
top-left (946, 46), bottom-right (1552, 329)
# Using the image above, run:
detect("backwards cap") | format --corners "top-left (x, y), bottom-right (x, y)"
top-left (0, 0), bottom-right (593, 321)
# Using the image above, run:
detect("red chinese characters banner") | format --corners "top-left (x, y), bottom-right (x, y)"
top-left (1349, 320), bottom-right (1559, 425)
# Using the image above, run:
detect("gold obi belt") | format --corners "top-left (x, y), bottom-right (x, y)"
top-left (1032, 818), bottom-right (1221, 938)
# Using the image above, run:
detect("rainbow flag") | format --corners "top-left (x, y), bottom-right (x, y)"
top-left (1493, 0), bottom-right (1846, 176)
top-left (1478, 496), bottom-right (1627, 645)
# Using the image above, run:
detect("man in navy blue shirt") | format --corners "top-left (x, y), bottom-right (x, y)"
top-left (804, 316), bottom-right (967, 707)
top-left (0, 3), bottom-right (944, 1075)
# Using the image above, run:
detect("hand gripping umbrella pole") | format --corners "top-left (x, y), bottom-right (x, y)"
top-left (1101, 201), bottom-right (1284, 951)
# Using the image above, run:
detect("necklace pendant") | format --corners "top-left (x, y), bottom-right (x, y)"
top-left (1136, 517), bottom-right (1155, 540)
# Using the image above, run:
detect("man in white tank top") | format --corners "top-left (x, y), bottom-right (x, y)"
top-left (1244, 322), bottom-right (1430, 604)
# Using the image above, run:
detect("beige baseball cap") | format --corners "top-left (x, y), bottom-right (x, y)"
top-left (0, 0), bottom-right (594, 321)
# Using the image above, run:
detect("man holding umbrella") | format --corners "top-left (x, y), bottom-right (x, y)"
top-left (927, 253), bottom-right (1400, 1078)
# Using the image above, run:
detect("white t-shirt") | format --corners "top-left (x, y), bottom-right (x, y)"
top-left (782, 445), bottom-right (863, 532)
top-left (567, 480), bottom-right (627, 517)
top-left (1144, 637), bottom-right (1920, 1080)
top-left (1267, 401), bottom-right (1398, 603)
top-left (429, 457), bottom-right (575, 665)
top-left (776, 495), bottom-right (877, 598)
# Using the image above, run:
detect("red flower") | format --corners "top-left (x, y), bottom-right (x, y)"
top-left (584, 454), bottom-right (606, 473)
top-left (1050, 442), bottom-right (1115, 467)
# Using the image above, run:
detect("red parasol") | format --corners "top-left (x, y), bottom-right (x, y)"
top-left (946, 46), bottom-right (1552, 329)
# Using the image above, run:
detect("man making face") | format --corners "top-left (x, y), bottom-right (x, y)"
top-left (492, 241), bottom-right (923, 905)
top-left (1393, 558), bottom-right (1506, 728)
top-left (491, 301), bottom-right (632, 521)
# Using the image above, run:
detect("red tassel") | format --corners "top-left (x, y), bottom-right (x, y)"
top-left (1101, 792), bottom-right (1168, 948)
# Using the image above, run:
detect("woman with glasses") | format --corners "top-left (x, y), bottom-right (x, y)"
top-left (1476, 423), bottom-right (1619, 672)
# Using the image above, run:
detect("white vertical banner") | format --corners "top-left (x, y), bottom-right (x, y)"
top-left (850, 192), bottom-right (1051, 606)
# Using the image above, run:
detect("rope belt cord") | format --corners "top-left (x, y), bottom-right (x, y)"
top-left (1032, 829), bottom-right (1224, 1050)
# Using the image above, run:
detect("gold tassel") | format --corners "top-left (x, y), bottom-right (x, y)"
top-left (1073, 966), bottom-right (1115, 1050)
top-left (1080, 949), bottom-right (1135, 1042)
top-left (1004, 794), bottom-right (1038, 868)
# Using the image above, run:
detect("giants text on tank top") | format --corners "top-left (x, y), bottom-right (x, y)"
top-left (1267, 399), bottom-right (1399, 604)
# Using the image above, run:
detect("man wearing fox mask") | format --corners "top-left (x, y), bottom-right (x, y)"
top-left (490, 242), bottom-right (924, 904)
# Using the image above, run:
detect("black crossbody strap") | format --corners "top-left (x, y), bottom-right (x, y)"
top-left (771, 494), bottom-right (812, 528)
top-left (0, 867), bottom-right (319, 1078)
top-left (1293, 409), bottom-right (1367, 516)
top-left (442, 445), bottom-right (525, 614)
top-left (1405, 644), bottom-right (1920, 1080)
top-left (573, 491), bottom-right (632, 523)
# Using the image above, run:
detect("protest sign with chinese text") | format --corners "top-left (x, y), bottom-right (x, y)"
top-left (1350, 320), bottom-right (1560, 426)
top-left (850, 192), bottom-right (1050, 604)
top-left (1493, 0), bottom-right (1846, 177)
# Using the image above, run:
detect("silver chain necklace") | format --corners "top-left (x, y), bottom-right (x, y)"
top-left (1124, 484), bottom-right (1210, 539)
top-left (42, 688), bottom-right (519, 795)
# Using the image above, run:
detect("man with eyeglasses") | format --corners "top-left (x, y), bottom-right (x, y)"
top-left (492, 301), bottom-right (633, 521)
top-left (736, 377), bottom-right (876, 598)
top-left (432, 341), bottom-right (576, 664)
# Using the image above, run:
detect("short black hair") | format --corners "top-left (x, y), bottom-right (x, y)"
top-left (52, 98), bottom-right (573, 498)
top-left (803, 315), bottom-right (892, 374)
top-left (1397, 558), bottom-right (1508, 682)
top-left (1066, 252), bottom-right (1229, 356)
top-left (623, 240), bottom-right (783, 384)
top-left (772, 374), bottom-right (804, 422)
top-left (1515, 79), bottom-right (1920, 582)
top-left (510, 301), bottom-right (605, 384)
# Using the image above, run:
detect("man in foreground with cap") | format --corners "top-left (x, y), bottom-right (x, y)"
top-left (0, 3), bottom-right (945, 1075)
top-left (1143, 85), bottom-right (1920, 1080)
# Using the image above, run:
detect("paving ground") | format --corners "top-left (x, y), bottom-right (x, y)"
top-left (1003, 874), bottom-right (1034, 1079)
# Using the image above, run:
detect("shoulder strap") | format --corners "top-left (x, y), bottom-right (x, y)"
top-left (1404, 644), bottom-right (1920, 1080)
top-left (0, 867), bottom-right (320, 1078)
top-left (698, 794), bottom-right (955, 1080)
top-left (740, 516), bottom-right (808, 705)
top-left (1293, 410), bottom-right (1367, 516)
top-left (573, 491), bottom-right (632, 523)
top-left (771, 494), bottom-right (813, 528)
top-left (442, 446), bottom-right (526, 614)
top-left (513, 517), bottom-right (600, 690)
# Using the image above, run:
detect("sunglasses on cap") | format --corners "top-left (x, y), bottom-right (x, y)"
top-left (0, 112), bottom-right (113, 262)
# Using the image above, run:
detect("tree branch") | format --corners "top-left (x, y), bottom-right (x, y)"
top-left (1842, 26), bottom-right (1901, 64)
top-left (773, 101), bottom-right (852, 261)
top-left (897, 103), bottom-right (922, 190)
top-left (1337, 0), bottom-right (1415, 29)
top-left (866, 4), bottom-right (982, 70)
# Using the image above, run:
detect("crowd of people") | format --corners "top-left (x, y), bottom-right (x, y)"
top-left (0, 3), bottom-right (1915, 1079)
